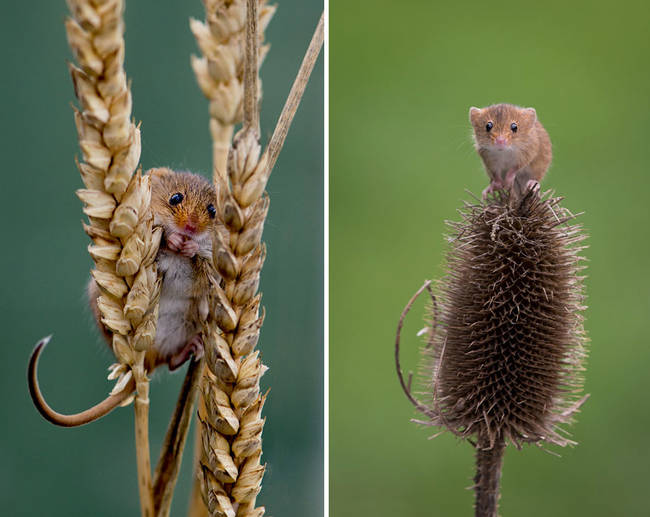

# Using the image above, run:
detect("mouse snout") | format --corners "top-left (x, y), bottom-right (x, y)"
top-left (176, 213), bottom-right (199, 235)
top-left (495, 136), bottom-right (507, 147)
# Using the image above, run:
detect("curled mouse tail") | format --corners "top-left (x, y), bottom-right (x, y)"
top-left (28, 336), bottom-right (136, 427)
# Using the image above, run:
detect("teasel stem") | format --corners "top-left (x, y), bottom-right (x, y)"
top-left (64, 1), bottom-right (160, 515)
top-left (191, 2), bottom-right (324, 515)
top-left (474, 435), bottom-right (505, 517)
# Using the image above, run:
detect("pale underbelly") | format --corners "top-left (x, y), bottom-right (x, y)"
top-left (155, 294), bottom-right (198, 358)
top-left (154, 251), bottom-right (200, 359)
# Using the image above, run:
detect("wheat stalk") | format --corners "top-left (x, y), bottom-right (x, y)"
top-left (153, 357), bottom-right (206, 517)
top-left (65, 1), bottom-right (159, 515)
top-left (189, 2), bottom-right (324, 515)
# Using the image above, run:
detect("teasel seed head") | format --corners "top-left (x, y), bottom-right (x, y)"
top-left (396, 190), bottom-right (590, 516)
top-left (419, 190), bottom-right (589, 448)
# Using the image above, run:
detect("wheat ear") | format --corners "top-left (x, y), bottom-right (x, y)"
top-left (65, 1), bottom-right (160, 515)
top-left (196, 4), bottom-right (268, 514)
top-left (190, 2), bottom-right (324, 515)
top-left (190, 0), bottom-right (276, 180)
top-left (189, 3), bottom-right (273, 515)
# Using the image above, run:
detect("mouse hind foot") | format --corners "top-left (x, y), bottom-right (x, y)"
top-left (168, 334), bottom-right (204, 371)
top-left (525, 179), bottom-right (540, 194)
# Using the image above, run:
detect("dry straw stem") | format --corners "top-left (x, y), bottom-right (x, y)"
top-left (191, 2), bottom-right (324, 516)
top-left (396, 190), bottom-right (589, 517)
top-left (261, 12), bottom-right (324, 177)
top-left (65, 1), bottom-right (160, 514)
top-left (190, 0), bottom-right (276, 180)
top-left (153, 358), bottom-right (205, 517)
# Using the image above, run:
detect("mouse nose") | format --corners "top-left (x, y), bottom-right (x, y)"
top-left (184, 221), bottom-right (197, 234)
top-left (495, 136), bottom-right (507, 146)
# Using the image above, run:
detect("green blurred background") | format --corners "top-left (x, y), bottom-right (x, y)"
top-left (1, 1), bottom-right (322, 516)
top-left (331, 1), bottom-right (649, 516)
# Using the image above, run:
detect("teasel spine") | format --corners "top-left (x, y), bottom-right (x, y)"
top-left (65, 1), bottom-right (160, 515)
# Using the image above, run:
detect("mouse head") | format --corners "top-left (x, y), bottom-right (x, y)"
top-left (469, 104), bottom-right (537, 150)
top-left (148, 167), bottom-right (218, 256)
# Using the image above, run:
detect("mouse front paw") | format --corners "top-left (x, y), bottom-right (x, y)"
top-left (180, 239), bottom-right (200, 258)
top-left (167, 232), bottom-right (184, 252)
top-left (482, 181), bottom-right (502, 199)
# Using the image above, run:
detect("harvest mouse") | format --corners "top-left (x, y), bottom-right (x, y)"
top-left (29, 167), bottom-right (219, 426)
top-left (469, 103), bottom-right (552, 199)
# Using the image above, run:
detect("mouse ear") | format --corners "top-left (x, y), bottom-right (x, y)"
top-left (522, 107), bottom-right (537, 123)
top-left (469, 107), bottom-right (481, 124)
top-left (147, 167), bottom-right (173, 180)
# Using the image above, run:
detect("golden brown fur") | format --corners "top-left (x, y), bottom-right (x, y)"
top-left (149, 167), bottom-right (217, 242)
top-left (31, 168), bottom-right (219, 427)
top-left (470, 103), bottom-right (552, 198)
top-left (90, 167), bottom-right (218, 372)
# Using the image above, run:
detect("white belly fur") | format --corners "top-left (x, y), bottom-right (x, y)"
top-left (485, 148), bottom-right (517, 179)
top-left (155, 250), bottom-right (199, 360)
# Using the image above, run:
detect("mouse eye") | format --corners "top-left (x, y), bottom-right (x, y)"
top-left (207, 204), bottom-right (216, 219)
top-left (169, 192), bottom-right (183, 206)
top-left (510, 122), bottom-right (518, 133)
top-left (485, 122), bottom-right (493, 132)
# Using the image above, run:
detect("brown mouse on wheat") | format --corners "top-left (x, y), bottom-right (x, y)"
top-left (469, 103), bottom-right (552, 199)
top-left (29, 167), bottom-right (219, 427)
